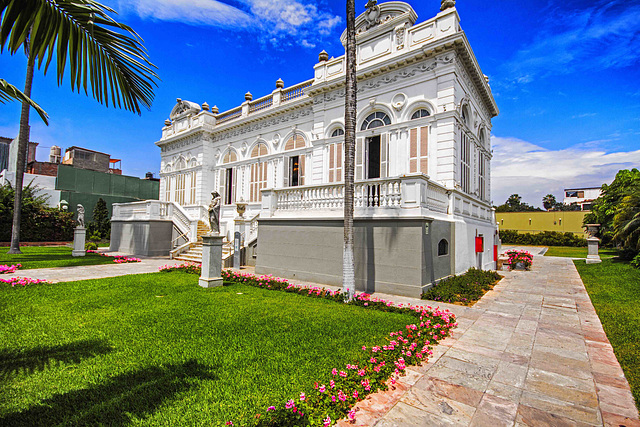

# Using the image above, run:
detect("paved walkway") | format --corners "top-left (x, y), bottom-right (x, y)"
top-left (342, 250), bottom-right (639, 426)
top-left (2, 254), bottom-right (180, 283)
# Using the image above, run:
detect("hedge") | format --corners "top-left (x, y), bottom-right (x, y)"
top-left (499, 230), bottom-right (586, 247)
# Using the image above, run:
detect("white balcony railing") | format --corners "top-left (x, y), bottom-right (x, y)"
top-left (261, 174), bottom-right (451, 218)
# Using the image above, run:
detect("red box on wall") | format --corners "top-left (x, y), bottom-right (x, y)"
top-left (494, 245), bottom-right (498, 261)
top-left (475, 236), bottom-right (484, 253)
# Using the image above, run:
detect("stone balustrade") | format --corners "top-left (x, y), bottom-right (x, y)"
top-left (261, 174), bottom-right (451, 218)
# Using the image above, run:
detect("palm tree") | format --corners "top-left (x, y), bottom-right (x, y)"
top-left (542, 194), bottom-right (557, 211)
top-left (1, 0), bottom-right (159, 253)
top-left (613, 183), bottom-right (640, 251)
top-left (343, 0), bottom-right (357, 300)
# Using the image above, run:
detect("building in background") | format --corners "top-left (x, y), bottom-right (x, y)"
top-left (496, 211), bottom-right (589, 236)
top-left (563, 187), bottom-right (601, 211)
top-left (0, 140), bottom-right (159, 227)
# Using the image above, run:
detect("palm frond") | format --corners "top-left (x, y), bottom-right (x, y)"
top-left (0, 78), bottom-right (48, 124)
top-left (0, 0), bottom-right (159, 115)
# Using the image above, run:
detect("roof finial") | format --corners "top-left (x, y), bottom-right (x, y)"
top-left (441, 0), bottom-right (456, 11)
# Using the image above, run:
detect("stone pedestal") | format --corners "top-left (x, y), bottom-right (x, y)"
top-left (234, 217), bottom-right (247, 269)
top-left (72, 227), bottom-right (86, 257)
top-left (199, 234), bottom-right (224, 288)
top-left (586, 237), bottom-right (602, 264)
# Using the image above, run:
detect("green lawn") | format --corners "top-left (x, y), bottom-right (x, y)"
top-left (0, 272), bottom-right (415, 426)
top-left (544, 246), bottom-right (618, 258)
top-left (574, 259), bottom-right (640, 410)
top-left (0, 246), bottom-right (115, 269)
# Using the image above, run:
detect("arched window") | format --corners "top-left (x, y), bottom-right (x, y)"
top-left (284, 134), bottom-right (305, 151)
top-left (438, 239), bottom-right (449, 256)
top-left (411, 109), bottom-right (431, 120)
top-left (331, 128), bottom-right (345, 137)
top-left (251, 142), bottom-right (268, 158)
top-left (361, 112), bottom-right (391, 130)
top-left (222, 150), bottom-right (237, 164)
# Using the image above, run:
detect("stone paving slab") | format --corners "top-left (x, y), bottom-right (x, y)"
top-left (339, 250), bottom-right (640, 427)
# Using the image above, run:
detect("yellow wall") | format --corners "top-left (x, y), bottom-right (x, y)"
top-left (495, 211), bottom-right (589, 235)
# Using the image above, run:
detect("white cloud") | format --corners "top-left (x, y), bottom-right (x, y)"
top-left (499, 0), bottom-right (640, 85)
top-left (117, 0), bottom-right (342, 48)
top-left (490, 136), bottom-right (640, 207)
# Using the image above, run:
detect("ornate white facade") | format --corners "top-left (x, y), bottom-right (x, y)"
top-left (113, 1), bottom-right (499, 292)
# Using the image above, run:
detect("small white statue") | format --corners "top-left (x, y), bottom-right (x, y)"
top-left (76, 204), bottom-right (85, 228)
top-left (208, 191), bottom-right (222, 235)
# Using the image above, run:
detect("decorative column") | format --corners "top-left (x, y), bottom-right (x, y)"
top-left (233, 202), bottom-right (248, 269)
top-left (585, 224), bottom-right (602, 264)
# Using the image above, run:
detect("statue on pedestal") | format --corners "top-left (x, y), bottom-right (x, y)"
top-left (76, 204), bottom-right (85, 228)
top-left (208, 191), bottom-right (222, 235)
top-left (441, 0), bottom-right (456, 11)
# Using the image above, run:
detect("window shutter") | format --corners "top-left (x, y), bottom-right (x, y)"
top-left (337, 143), bottom-right (343, 182)
top-left (329, 144), bottom-right (335, 183)
top-left (218, 169), bottom-right (226, 205)
top-left (355, 137), bottom-right (364, 180)
top-left (250, 164), bottom-right (256, 202)
top-left (282, 156), bottom-right (290, 187)
top-left (380, 133), bottom-right (388, 178)
top-left (420, 126), bottom-right (428, 175)
top-left (299, 154), bottom-right (305, 185)
top-left (409, 128), bottom-right (418, 173)
top-left (231, 168), bottom-right (236, 204)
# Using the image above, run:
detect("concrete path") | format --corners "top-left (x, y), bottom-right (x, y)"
top-left (1, 254), bottom-right (180, 283)
top-left (344, 250), bottom-right (639, 426)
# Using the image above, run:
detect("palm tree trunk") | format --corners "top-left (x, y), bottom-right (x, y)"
top-left (7, 50), bottom-right (35, 254)
top-left (343, 0), bottom-right (357, 300)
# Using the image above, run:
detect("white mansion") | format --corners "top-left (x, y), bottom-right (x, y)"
top-left (111, 0), bottom-right (499, 297)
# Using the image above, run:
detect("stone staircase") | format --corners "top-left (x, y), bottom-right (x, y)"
top-left (173, 221), bottom-right (232, 263)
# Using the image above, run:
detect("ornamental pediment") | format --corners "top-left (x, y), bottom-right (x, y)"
top-left (170, 98), bottom-right (202, 120)
top-left (340, 1), bottom-right (417, 45)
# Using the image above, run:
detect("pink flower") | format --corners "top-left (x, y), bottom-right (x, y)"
top-left (353, 390), bottom-right (359, 399)
top-left (319, 384), bottom-right (326, 393)
top-left (339, 371), bottom-right (347, 377)
top-left (332, 368), bottom-right (338, 375)
top-left (323, 415), bottom-right (331, 426)
top-left (285, 399), bottom-right (295, 409)
top-left (299, 392), bottom-right (306, 401)
top-left (330, 380), bottom-right (335, 388)
top-left (267, 406), bottom-right (275, 411)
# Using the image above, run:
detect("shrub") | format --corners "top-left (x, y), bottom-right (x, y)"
top-left (421, 268), bottom-right (502, 305)
top-left (159, 262), bottom-right (202, 275)
top-left (0, 183), bottom-right (74, 242)
top-left (87, 198), bottom-right (111, 240)
top-left (499, 230), bottom-right (586, 247)
top-left (85, 242), bottom-right (98, 251)
top-left (632, 254), bottom-right (640, 269)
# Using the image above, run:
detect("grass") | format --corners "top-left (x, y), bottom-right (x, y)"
top-left (0, 246), bottom-right (115, 270)
top-left (0, 272), bottom-right (416, 426)
top-left (574, 259), bottom-right (640, 410)
top-left (421, 268), bottom-right (502, 305)
top-left (544, 246), bottom-right (618, 258)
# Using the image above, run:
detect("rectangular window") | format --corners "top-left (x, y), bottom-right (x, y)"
top-left (367, 136), bottom-right (381, 179)
top-left (164, 176), bottom-right (171, 202)
top-left (461, 132), bottom-right (471, 193)
top-left (479, 153), bottom-right (486, 201)
top-left (190, 171), bottom-right (197, 205)
top-left (328, 143), bottom-right (343, 183)
top-left (290, 156), bottom-right (300, 187)
top-left (409, 127), bottom-right (428, 174)
top-left (250, 162), bottom-right (267, 202)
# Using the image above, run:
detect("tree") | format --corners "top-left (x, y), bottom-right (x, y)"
top-left (613, 182), bottom-right (640, 251)
top-left (88, 197), bottom-right (110, 240)
top-left (585, 169), bottom-right (640, 246)
top-left (542, 194), bottom-right (557, 211)
top-left (342, 0), bottom-right (358, 300)
top-left (1, 0), bottom-right (159, 253)
top-left (495, 194), bottom-right (542, 212)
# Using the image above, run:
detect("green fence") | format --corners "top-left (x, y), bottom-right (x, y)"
top-left (56, 165), bottom-right (159, 222)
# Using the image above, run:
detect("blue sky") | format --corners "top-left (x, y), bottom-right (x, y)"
top-left (1, 0), bottom-right (639, 207)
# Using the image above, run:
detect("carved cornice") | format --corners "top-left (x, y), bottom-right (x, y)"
top-left (210, 107), bottom-right (314, 143)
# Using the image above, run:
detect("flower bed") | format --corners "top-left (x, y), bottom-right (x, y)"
top-left (86, 250), bottom-right (141, 264)
top-left (159, 262), bottom-right (202, 274)
top-left (421, 268), bottom-right (502, 305)
top-left (221, 270), bottom-right (456, 426)
top-left (504, 250), bottom-right (534, 270)
top-left (1, 277), bottom-right (51, 286)
top-left (0, 263), bottom-right (21, 274)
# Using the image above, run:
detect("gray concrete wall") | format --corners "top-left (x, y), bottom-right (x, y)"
top-left (255, 218), bottom-right (454, 298)
top-left (110, 220), bottom-right (172, 256)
